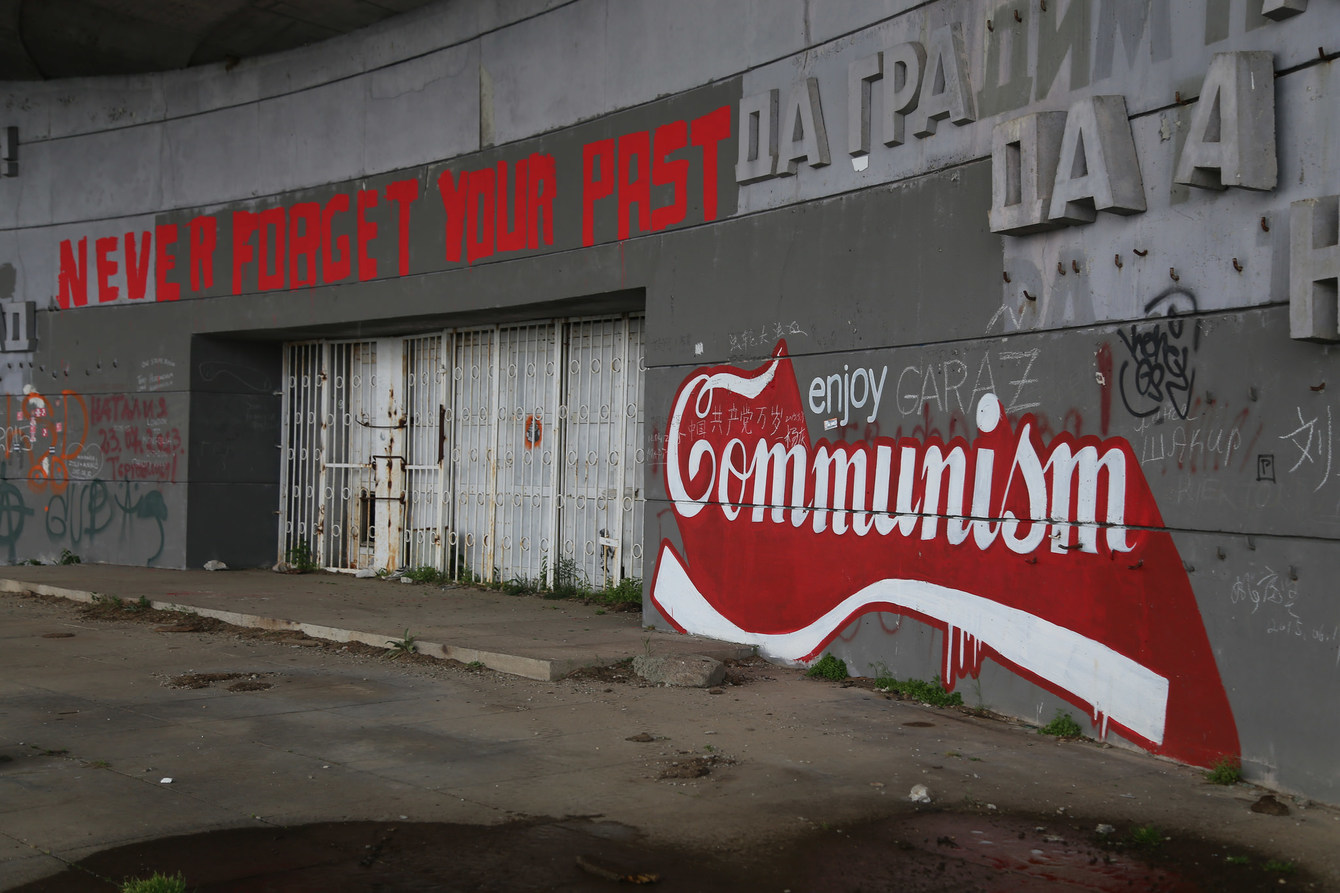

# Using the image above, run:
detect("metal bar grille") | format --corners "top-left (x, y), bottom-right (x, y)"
top-left (322, 341), bottom-right (378, 570)
top-left (403, 333), bottom-right (447, 570)
top-left (448, 328), bottom-right (495, 582)
top-left (558, 316), bottom-right (645, 588)
top-left (493, 322), bottom-right (559, 585)
top-left (279, 314), bottom-right (644, 587)
top-left (278, 342), bottom-right (321, 567)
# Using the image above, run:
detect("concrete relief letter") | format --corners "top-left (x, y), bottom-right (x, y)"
top-left (989, 111), bottom-right (1067, 234)
top-left (1173, 52), bottom-right (1277, 192)
top-left (1289, 195), bottom-right (1340, 342)
top-left (735, 90), bottom-right (779, 184)
top-left (1048, 95), bottom-right (1145, 225)
top-left (910, 24), bottom-right (975, 138)
top-left (847, 52), bottom-right (882, 157)
top-left (1261, 0), bottom-right (1306, 20)
top-left (778, 78), bottom-right (830, 175)
top-left (882, 41), bottom-right (926, 147)
top-left (1, 301), bottom-right (34, 351)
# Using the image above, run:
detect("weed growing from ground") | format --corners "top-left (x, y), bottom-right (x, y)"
top-left (1129, 825), bottom-right (1163, 848)
top-left (386, 629), bottom-right (417, 658)
top-left (435, 552), bottom-right (642, 610)
top-left (285, 541), bottom-right (319, 573)
top-left (403, 566), bottom-right (446, 584)
top-left (546, 557), bottom-right (586, 599)
top-left (1038, 710), bottom-right (1083, 738)
top-left (590, 575), bottom-right (642, 608)
top-left (805, 653), bottom-right (849, 681)
top-left (874, 672), bottom-right (964, 707)
top-left (120, 873), bottom-right (186, 893)
top-left (1225, 855), bottom-right (1251, 866)
top-left (58, 549), bottom-right (81, 565)
top-left (1204, 756), bottom-right (1242, 785)
top-left (1264, 860), bottom-right (1296, 874)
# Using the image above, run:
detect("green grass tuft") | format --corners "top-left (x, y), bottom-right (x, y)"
top-left (1039, 710), bottom-right (1084, 738)
top-left (120, 872), bottom-right (186, 893)
top-left (285, 541), bottom-right (319, 573)
top-left (1129, 825), bottom-right (1162, 848)
top-left (1204, 756), bottom-right (1242, 785)
top-left (402, 566), bottom-right (446, 584)
top-left (874, 673), bottom-right (964, 707)
top-left (805, 653), bottom-right (849, 681)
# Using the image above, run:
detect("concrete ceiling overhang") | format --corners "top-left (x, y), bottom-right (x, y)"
top-left (0, 0), bottom-right (437, 80)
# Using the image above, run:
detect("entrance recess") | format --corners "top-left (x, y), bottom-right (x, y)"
top-left (278, 315), bottom-right (645, 587)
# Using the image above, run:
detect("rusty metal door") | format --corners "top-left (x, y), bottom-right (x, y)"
top-left (280, 338), bottom-right (393, 571)
top-left (402, 333), bottom-right (449, 571)
top-left (280, 315), bottom-right (644, 583)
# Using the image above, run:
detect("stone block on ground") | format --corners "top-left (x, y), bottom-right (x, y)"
top-left (632, 654), bottom-right (725, 688)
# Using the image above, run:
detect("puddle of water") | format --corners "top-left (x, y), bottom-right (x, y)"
top-left (8, 812), bottom-right (1307, 892)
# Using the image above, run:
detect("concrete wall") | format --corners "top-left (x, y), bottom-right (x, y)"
top-left (1, 0), bottom-right (1338, 802)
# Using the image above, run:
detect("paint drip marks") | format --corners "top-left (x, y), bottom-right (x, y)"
top-left (943, 624), bottom-right (985, 684)
top-left (651, 342), bottom-right (1240, 769)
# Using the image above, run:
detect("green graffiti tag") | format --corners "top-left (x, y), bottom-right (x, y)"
top-left (43, 479), bottom-right (168, 566)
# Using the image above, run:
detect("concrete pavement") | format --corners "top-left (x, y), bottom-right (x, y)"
top-left (1, 566), bottom-right (1338, 890)
top-left (0, 565), bottom-right (752, 681)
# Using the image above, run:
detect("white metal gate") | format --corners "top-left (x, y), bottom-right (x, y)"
top-left (278, 314), bottom-right (645, 589)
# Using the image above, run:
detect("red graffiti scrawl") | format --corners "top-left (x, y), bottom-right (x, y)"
top-left (650, 342), bottom-right (1238, 768)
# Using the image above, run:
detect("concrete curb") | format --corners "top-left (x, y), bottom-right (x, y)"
top-left (0, 578), bottom-right (617, 681)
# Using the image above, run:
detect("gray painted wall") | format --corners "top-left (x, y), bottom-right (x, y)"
top-left (1, 0), bottom-right (1338, 803)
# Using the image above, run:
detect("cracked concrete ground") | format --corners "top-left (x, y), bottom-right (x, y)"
top-left (1, 591), bottom-right (1336, 890)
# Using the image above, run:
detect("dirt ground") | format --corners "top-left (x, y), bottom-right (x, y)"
top-left (5, 593), bottom-right (1327, 892)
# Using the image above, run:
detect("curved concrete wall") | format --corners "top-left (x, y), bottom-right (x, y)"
top-left (1, 0), bottom-right (1339, 804)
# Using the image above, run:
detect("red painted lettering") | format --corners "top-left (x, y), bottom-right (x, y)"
top-left (528, 153), bottom-right (556, 250)
top-left (617, 131), bottom-right (652, 240)
top-left (57, 238), bottom-right (88, 310)
top-left (188, 215), bottom-right (216, 292)
top-left (690, 105), bottom-right (731, 222)
top-left (496, 160), bottom-right (528, 253)
top-left (437, 170), bottom-right (467, 263)
top-left (466, 168), bottom-right (496, 265)
top-left (582, 139), bottom-right (615, 246)
top-left (289, 203), bottom-right (321, 288)
top-left (230, 211), bottom-right (256, 296)
top-left (256, 207), bottom-right (287, 291)
top-left (95, 236), bottom-right (120, 303)
top-left (651, 120), bottom-right (689, 232)
top-left (155, 224), bottom-right (180, 302)
top-left (124, 232), bottom-right (151, 300)
top-left (385, 178), bottom-right (419, 277)
top-left (321, 194), bottom-right (352, 283)
top-left (356, 189), bottom-right (378, 281)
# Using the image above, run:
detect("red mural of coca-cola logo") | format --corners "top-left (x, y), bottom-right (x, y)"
top-left (650, 342), bottom-right (1239, 769)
